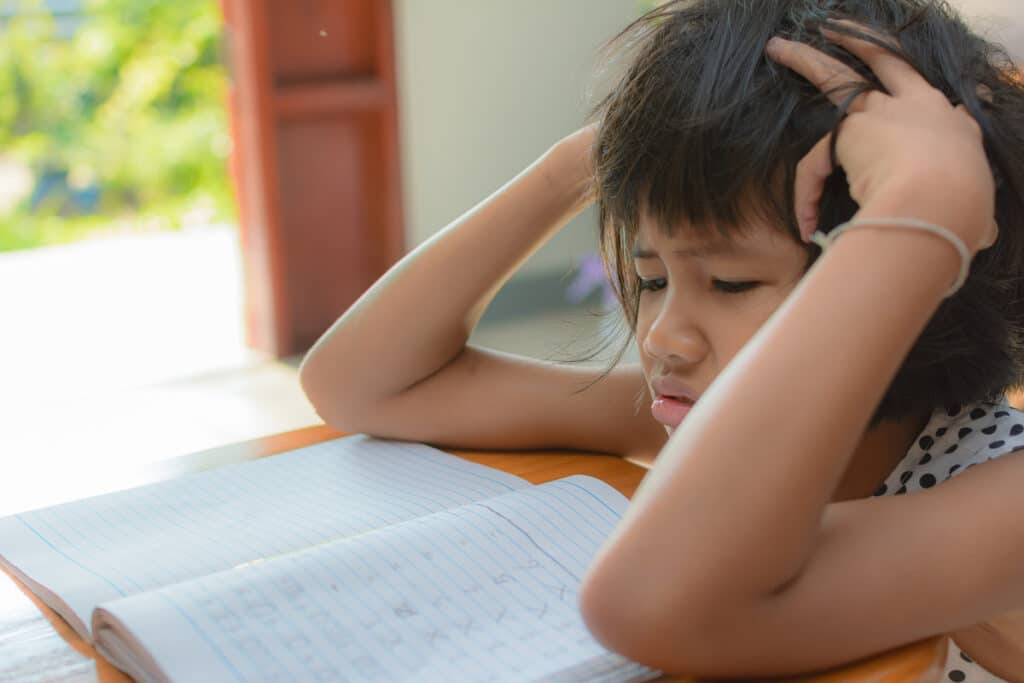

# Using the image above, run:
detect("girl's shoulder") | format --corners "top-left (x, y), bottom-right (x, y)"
top-left (874, 395), bottom-right (1024, 497)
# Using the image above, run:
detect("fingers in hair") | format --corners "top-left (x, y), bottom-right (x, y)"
top-left (766, 36), bottom-right (867, 110)
top-left (793, 134), bottom-right (835, 241)
top-left (819, 19), bottom-right (927, 98)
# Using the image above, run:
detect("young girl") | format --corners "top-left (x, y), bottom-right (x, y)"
top-left (299, 0), bottom-right (1024, 679)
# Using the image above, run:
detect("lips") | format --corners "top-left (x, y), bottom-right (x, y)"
top-left (651, 395), bottom-right (695, 430)
top-left (650, 377), bottom-right (700, 430)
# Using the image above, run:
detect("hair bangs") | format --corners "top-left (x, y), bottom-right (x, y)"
top-left (591, 2), bottom-right (838, 252)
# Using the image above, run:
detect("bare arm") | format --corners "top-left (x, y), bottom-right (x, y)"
top-left (299, 129), bottom-right (665, 458)
top-left (580, 25), bottom-right (1008, 675)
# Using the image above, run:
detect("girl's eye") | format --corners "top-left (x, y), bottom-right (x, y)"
top-left (639, 278), bottom-right (758, 294)
top-left (638, 277), bottom-right (667, 293)
top-left (713, 279), bottom-right (759, 294)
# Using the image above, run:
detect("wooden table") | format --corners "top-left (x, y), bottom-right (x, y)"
top-left (0, 425), bottom-right (948, 682)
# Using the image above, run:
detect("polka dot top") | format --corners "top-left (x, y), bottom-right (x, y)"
top-left (872, 394), bottom-right (1024, 682)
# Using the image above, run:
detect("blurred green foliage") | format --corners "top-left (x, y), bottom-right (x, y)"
top-left (0, 0), bottom-right (235, 251)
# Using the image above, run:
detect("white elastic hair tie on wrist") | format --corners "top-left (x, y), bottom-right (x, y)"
top-left (808, 217), bottom-right (971, 298)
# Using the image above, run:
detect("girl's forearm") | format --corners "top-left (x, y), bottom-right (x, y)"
top-left (299, 139), bottom-right (591, 423)
top-left (589, 204), bottom-right (963, 617)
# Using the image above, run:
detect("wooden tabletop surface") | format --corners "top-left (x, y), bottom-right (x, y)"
top-left (0, 425), bottom-right (947, 682)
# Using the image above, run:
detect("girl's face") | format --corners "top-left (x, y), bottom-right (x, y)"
top-left (633, 218), bottom-right (810, 433)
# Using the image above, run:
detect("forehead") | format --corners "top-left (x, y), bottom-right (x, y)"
top-left (632, 219), bottom-right (785, 260)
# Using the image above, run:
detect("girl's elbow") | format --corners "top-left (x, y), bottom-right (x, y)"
top-left (298, 359), bottom-right (362, 432)
top-left (579, 563), bottom-right (705, 674)
top-left (578, 566), bottom-right (623, 651)
top-left (297, 352), bottom-right (325, 406)
top-left (298, 359), bottom-right (333, 421)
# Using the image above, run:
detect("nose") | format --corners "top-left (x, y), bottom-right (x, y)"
top-left (641, 300), bottom-right (709, 366)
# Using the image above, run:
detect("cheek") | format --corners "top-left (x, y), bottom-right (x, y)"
top-left (635, 308), bottom-right (654, 362)
top-left (723, 296), bottom-right (786, 361)
top-left (720, 323), bottom-right (757, 366)
top-left (634, 300), bottom-right (654, 338)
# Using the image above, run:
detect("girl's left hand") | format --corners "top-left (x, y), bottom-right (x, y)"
top-left (766, 20), bottom-right (998, 254)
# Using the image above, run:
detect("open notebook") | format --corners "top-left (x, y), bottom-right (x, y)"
top-left (0, 435), bottom-right (659, 682)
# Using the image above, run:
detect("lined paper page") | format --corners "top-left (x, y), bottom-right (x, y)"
top-left (94, 475), bottom-right (659, 683)
top-left (0, 436), bottom-right (528, 641)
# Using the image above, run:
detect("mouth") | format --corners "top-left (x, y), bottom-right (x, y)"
top-left (651, 395), bottom-right (696, 430)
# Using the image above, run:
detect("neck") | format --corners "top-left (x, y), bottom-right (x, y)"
top-left (833, 410), bottom-right (932, 502)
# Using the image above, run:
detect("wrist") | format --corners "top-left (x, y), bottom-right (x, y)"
top-left (819, 223), bottom-right (962, 305)
top-left (542, 133), bottom-right (596, 210)
top-left (815, 217), bottom-right (970, 297)
top-left (857, 172), bottom-right (993, 256)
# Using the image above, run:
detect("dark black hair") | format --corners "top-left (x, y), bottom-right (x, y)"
top-left (589, 0), bottom-right (1024, 427)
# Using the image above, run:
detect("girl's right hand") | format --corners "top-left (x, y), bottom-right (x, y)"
top-left (766, 23), bottom-right (997, 254)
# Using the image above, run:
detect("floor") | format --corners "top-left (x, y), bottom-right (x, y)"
top-left (0, 228), bottom-right (624, 512)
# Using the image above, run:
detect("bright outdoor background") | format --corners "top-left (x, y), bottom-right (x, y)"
top-left (0, 0), bottom-right (234, 251)
top-left (0, 0), bottom-right (258, 415)
top-left (0, 0), bottom-right (641, 496)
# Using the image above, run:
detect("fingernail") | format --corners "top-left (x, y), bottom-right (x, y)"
top-left (766, 36), bottom-right (783, 56)
top-left (798, 216), bottom-right (817, 242)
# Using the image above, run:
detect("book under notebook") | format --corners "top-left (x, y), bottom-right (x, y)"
top-left (0, 435), bottom-right (659, 682)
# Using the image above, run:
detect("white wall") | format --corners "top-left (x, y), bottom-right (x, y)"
top-left (392, 0), bottom-right (642, 278)
top-left (955, 0), bottom-right (1024, 59)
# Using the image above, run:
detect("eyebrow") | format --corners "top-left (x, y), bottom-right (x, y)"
top-left (631, 242), bottom-right (758, 259)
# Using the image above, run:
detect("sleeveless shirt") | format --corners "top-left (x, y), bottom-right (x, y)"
top-left (872, 394), bottom-right (1024, 682)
